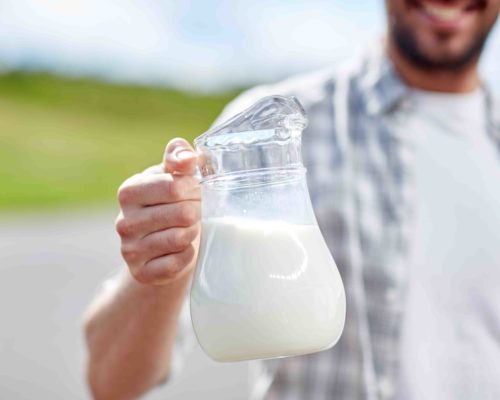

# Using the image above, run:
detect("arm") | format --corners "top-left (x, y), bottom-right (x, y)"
top-left (83, 138), bottom-right (201, 400)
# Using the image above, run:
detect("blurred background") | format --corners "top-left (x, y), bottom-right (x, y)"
top-left (0, 1), bottom-right (499, 399)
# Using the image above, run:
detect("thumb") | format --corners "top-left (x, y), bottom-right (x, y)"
top-left (163, 137), bottom-right (198, 175)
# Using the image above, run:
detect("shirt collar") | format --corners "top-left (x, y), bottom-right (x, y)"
top-left (357, 44), bottom-right (500, 143)
top-left (356, 43), bottom-right (410, 116)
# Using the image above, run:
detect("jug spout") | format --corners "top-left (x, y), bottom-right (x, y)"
top-left (195, 96), bottom-right (308, 180)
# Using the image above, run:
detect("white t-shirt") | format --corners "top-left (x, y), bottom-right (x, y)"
top-left (397, 88), bottom-right (500, 399)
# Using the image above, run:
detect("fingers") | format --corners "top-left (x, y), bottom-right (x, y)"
top-left (116, 137), bottom-right (202, 285)
top-left (117, 173), bottom-right (200, 209)
top-left (115, 200), bottom-right (200, 239)
top-left (163, 138), bottom-right (198, 176)
top-left (122, 223), bottom-right (199, 265)
top-left (121, 225), bottom-right (200, 284)
top-left (139, 245), bottom-right (197, 285)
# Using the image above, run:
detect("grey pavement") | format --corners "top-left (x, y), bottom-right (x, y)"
top-left (0, 209), bottom-right (247, 399)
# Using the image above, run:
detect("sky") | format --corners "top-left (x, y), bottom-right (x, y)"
top-left (0, 0), bottom-right (499, 92)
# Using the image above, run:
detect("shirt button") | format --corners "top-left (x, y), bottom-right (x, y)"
top-left (377, 376), bottom-right (395, 399)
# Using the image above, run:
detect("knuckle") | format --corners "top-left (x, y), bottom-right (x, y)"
top-left (115, 216), bottom-right (135, 237)
top-left (121, 242), bottom-right (141, 264)
top-left (117, 183), bottom-right (135, 205)
top-left (114, 214), bottom-right (124, 235)
top-left (130, 265), bottom-right (150, 285)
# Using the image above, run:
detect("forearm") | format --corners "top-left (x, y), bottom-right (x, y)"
top-left (84, 268), bottom-right (193, 400)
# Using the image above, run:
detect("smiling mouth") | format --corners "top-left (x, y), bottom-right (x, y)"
top-left (410, 0), bottom-right (486, 22)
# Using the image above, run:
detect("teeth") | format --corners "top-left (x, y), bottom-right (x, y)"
top-left (423, 3), bottom-right (462, 20)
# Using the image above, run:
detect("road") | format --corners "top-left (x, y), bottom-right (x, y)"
top-left (0, 209), bottom-right (247, 399)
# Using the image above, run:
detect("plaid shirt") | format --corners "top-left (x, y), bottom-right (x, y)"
top-left (175, 44), bottom-right (500, 400)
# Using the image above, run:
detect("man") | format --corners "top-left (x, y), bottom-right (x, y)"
top-left (84, 0), bottom-right (500, 399)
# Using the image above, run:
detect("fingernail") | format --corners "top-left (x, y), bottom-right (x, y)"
top-left (176, 149), bottom-right (196, 160)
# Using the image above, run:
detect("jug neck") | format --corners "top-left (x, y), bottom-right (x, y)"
top-left (200, 166), bottom-right (306, 190)
top-left (197, 131), bottom-right (303, 182)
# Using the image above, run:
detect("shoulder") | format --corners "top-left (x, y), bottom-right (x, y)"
top-left (213, 49), bottom-right (374, 129)
top-left (214, 66), bottom-right (341, 126)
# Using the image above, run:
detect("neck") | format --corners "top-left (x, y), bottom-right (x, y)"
top-left (387, 38), bottom-right (480, 93)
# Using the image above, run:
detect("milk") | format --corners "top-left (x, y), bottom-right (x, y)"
top-left (190, 217), bottom-right (345, 362)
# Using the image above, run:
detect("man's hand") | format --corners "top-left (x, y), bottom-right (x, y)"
top-left (115, 138), bottom-right (201, 285)
top-left (84, 138), bottom-right (203, 399)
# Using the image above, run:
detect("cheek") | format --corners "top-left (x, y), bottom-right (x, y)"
top-left (387, 0), bottom-right (412, 25)
top-left (485, 3), bottom-right (500, 27)
top-left (492, 0), bottom-right (500, 13)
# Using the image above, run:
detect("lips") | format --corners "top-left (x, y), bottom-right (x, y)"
top-left (412, 0), bottom-right (486, 17)
top-left (409, 0), bottom-right (486, 28)
top-left (423, 2), bottom-right (463, 21)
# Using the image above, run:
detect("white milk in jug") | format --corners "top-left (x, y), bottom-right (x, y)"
top-left (190, 217), bottom-right (346, 362)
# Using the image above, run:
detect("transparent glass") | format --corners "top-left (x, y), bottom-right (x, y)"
top-left (190, 96), bottom-right (346, 362)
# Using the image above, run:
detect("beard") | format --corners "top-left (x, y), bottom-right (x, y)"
top-left (390, 22), bottom-right (489, 72)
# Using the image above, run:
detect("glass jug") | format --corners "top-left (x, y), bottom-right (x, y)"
top-left (190, 95), bottom-right (345, 362)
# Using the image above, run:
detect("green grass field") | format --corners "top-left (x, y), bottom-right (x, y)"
top-left (0, 72), bottom-right (238, 210)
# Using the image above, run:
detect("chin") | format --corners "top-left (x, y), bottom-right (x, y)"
top-left (388, 0), bottom-right (496, 70)
top-left (418, 33), bottom-right (479, 64)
